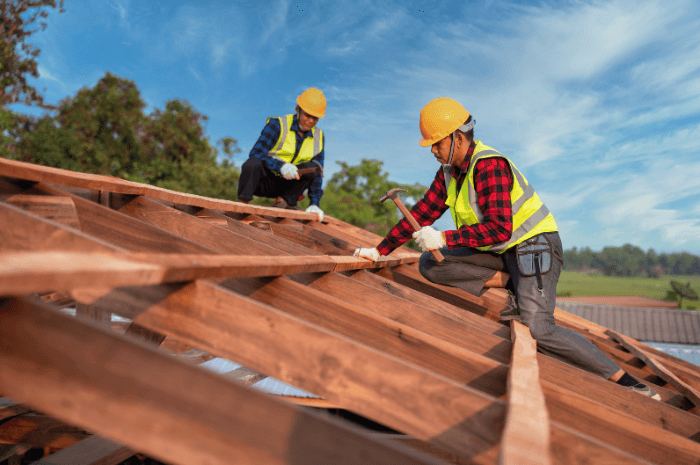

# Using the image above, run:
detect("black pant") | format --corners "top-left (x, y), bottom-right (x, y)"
top-left (237, 158), bottom-right (318, 207)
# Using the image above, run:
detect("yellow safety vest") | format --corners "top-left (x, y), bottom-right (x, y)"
top-left (445, 140), bottom-right (557, 253)
top-left (267, 114), bottom-right (324, 166)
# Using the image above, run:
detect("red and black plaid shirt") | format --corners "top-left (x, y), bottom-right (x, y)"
top-left (377, 142), bottom-right (514, 255)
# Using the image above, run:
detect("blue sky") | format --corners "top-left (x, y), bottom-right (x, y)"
top-left (12, 0), bottom-right (700, 255)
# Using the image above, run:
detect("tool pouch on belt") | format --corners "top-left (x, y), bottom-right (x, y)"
top-left (515, 234), bottom-right (552, 296)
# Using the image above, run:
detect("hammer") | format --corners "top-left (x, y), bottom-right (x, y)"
top-left (296, 160), bottom-right (323, 177)
top-left (379, 188), bottom-right (444, 262)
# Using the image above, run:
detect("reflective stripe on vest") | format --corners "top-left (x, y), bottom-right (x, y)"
top-left (267, 114), bottom-right (323, 165)
top-left (446, 140), bottom-right (557, 253)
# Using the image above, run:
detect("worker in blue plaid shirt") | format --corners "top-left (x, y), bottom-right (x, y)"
top-left (237, 88), bottom-right (326, 221)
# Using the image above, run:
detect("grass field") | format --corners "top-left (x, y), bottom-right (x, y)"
top-left (557, 271), bottom-right (700, 309)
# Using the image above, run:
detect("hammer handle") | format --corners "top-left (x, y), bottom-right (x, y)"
top-left (394, 199), bottom-right (445, 262)
top-left (296, 167), bottom-right (320, 175)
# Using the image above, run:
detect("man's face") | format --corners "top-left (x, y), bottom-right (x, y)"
top-left (430, 136), bottom-right (453, 165)
top-left (298, 109), bottom-right (319, 132)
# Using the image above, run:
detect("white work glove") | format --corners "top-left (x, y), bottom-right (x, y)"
top-left (306, 204), bottom-right (324, 221)
top-left (412, 226), bottom-right (446, 252)
top-left (353, 247), bottom-right (380, 262)
top-left (280, 163), bottom-right (299, 180)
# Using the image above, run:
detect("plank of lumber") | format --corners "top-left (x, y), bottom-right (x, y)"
top-left (290, 271), bottom-right (512, 365)
top-left (0, 157), bottom-right (322, 222)
top-left (28, 183), bottom-right (220, 254)
top-left (305, 219), bottom-right (384, 248)
top-left (112, 195), bottom-right (289, 256)
top-left (73, 279), bottom-right (506, 462)
top-left (32, 435), bottom-right (133, 465)
top-left (0, 202), bottom-right (122, 254)
top-left (0, 252), bottom-right (337, 296)
top-left (0, 404), bottom-right (31, 422)
top-left (197, 208), bottom-right (325, 256)
top-left (257, 221), bottom-right (351, 255)
top-left (0, 415), bottom-right (87, 447)
top-left (375, 265), bottom-right (509, 318)
top-left (82, 280), bottom-right (662, 463)
top-left (347, 271), bottom-right (700, 440)
top-left (500, 321), bottom-right (551, 465)
top-left (3, 194), bottom-right (81, 230)
top-left (541, 378), bottom-right (700, 464)
top-left (279, 218), bottom-right (363, 251)
top-left (609, 330), bottom-right (700, 407)
top-left (75, 303), bottom-right (111, 327)
top-left (344, 269), bottom-right (511, 338)
top-left (220, 275), bottom-right (509, 397)
top-left (0, 297), bottom-right (449, 465)
top-left (330, 254), bottom-right (420, 271)
top-left (124, 323), bottom-right (166, 346)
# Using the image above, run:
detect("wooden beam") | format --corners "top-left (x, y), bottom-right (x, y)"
top-left (375, 265), bottom-right (509, 319)
top-left (277, 218), bottom-right (362, 252)
top-left (0, 252), bottom-right (337, 296)
top-left (348, 269), bottom-right (700, 439)
top-left (32, 435), bottom-right (133, 465)
top-left (0, 297), bottom-right (448, 465)
top-left (0, 157), bottom-right (322, 222)
top-left (29, 183), bottom-right (218, 254)
top-left (257, 221), bottom-right (351, 255)
top-left (80, 280), bottom-right (665, 463)
top-left (196, 208), bottom-right (324, 256)
top-left (3, 194), bottom-right (81, 230)
top-left (220, 275), bottom-right (509, 397)
top-left (344, 269), bottom-right (511, 338)
top-left (112, 195), bottom-right (289, 256)
top-left (500, 321), bottom-right (551, 465)
top-left (0, 202), bottom-right (122, 254)
top-left (290, 271), bottom-right (512, 365)
top-left (541, 378), bottom-right (700, 464)
top-left (75, 303), bottom-right (111, 327)
top-left (123, 323), bottom-right (166, 346)
top-left (0, 404), bottom-right (31, 422)
top-left (609, 330), bottom-right (700, 407)
top-left (75, 279), bottom-right (507, 461)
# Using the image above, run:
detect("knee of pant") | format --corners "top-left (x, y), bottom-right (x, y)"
top-left (522, 316), bottom-right (556, 341)
top-left (242, 157), bottom-right (263, 171)
top-left (419, 252), bottom-right (438, 281)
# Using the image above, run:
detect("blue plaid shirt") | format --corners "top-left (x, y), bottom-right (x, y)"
top-left (248, 115), bottom-right (325, 206)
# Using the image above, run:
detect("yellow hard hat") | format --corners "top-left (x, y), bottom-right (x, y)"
top-left (418, 97), bottom-right (470, 147)
top-left (296, 88), bottom-right (326, 118)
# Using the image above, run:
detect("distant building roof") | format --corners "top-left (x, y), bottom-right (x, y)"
top-left (557, 301), bottom-right (700, 344)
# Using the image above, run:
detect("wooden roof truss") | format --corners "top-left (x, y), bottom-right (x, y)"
top-left (1, 158), bottom-right (700, 464)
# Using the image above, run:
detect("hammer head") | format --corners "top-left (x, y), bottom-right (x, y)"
top-left (312, 159), bottom-right (323, 177)
top-left (379, 188), bottom-right (406, 203)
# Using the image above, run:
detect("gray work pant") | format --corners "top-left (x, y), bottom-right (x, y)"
top-left (419, 232), bottom-right (620, 379)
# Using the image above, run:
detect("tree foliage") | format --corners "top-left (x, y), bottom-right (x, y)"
top-left (1, 0), bottom-right (65, 109)
top-left (10, 72), bottom-right (241, 200)
top-left (319, 159), bottom-right (427, 239)
top-left (563, 244), bottom-right (700, 277)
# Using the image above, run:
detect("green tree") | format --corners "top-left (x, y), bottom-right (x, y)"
top-left (12, 72), bottom-right (241, 200)
top-left (1, 0), bottom-right (65, 109)
top-left (320, 159), bottom-right (427, 239)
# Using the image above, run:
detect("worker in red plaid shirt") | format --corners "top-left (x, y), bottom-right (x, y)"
top-left (354, 97), bottom-right (660, 400)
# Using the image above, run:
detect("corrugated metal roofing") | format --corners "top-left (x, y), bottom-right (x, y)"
top-left (557, 300), bottom-right (700, 344)
top-left (645, 342), bottom-right (700, 367)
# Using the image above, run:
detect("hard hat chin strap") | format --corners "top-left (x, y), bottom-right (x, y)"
top-left (447, 132), bottom-right (456, 166)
